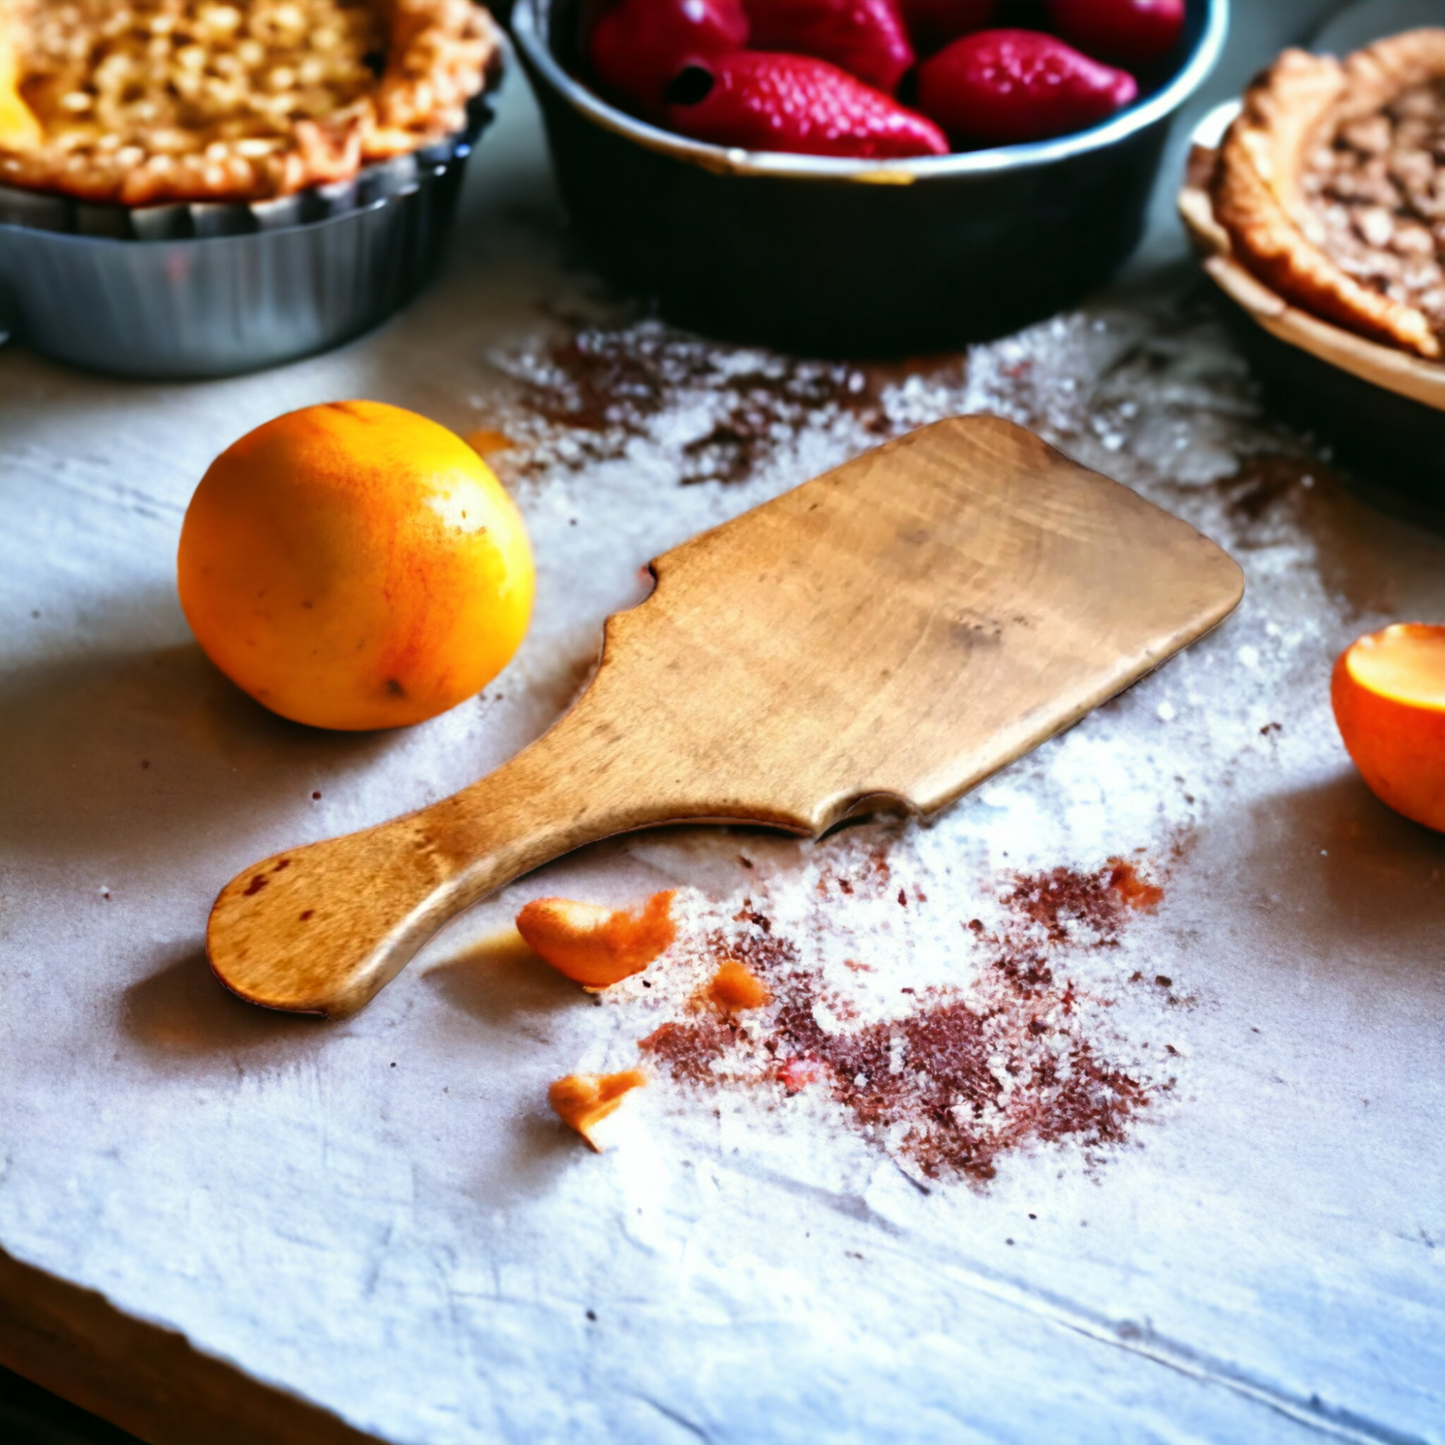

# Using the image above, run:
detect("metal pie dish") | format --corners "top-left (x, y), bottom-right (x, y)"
top-left (1181, 99), bottom-right (1445, 529)
top-left (512, 0), bottom-right (1229, 356)
top-left (0, 80), bottom-right (501, 380)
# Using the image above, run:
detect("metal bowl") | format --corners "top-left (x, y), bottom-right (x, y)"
top-left (0, 91), bottom-right (498, 380)
top-left (511, 0), bottom-right (1228, 356)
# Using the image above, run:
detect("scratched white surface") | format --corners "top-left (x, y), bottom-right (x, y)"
top-left (2, 4), bottom-right (1444, 1443)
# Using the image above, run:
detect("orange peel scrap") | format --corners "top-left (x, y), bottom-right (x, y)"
top-left (707, 960), bottom-right (771, 1013)
top-left (516, 891), bottom-right (676, 989)
top-left (548, 1069), bottom-right (647, 1151)
top-left (1333, 623), bottom-right (1445, 831)
top-left (1106, 859), bottom-right (1165, 910)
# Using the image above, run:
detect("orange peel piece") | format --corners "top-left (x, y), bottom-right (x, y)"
top-left (548, 1069), bottom-right (647, 1151)
top-left (516, 891), bottom-right (676, 988)
top-left (707, 960), bottom-right (771, 1013)
top-left (1333, 623), bottom-right (1445, 831)
top-left (1106, 860), bottom-right (1165, 910)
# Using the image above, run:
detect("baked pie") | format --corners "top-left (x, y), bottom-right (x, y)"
top-left (1214, 29), bottom-right (1445, 360)
top-left (0, 0), bottom-right (499, 207)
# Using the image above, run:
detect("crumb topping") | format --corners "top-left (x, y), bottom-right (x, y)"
top-left (1302, 80), bottom-right (1445, 339)
top-left (0, 0), bottom-right (498, 205)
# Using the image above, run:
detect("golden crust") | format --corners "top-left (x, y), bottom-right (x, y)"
top-left (1213, 30), bottom-right (1445, 360)
top-left (0, 0), bottom-right (499, 206)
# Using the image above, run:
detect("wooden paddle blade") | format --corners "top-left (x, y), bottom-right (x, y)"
top-left (587, 414), bottom-right (1245, 834)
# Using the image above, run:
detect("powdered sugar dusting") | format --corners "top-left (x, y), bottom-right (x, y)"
top-left (481, 299), bottom-right (1283, 514)
top-left (477, 287), bottom-right (1424, 1186)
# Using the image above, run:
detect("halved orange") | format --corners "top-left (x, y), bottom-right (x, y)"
top-left (1332, 624), bottom-right (1445, 832)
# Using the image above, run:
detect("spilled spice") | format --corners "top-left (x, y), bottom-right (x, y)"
top-left (489, 319), bottom-right (935, 485)
top-left (1216, 455), bottom-right (1315, 525)
top-left (1107, 860), bottom-right (1166, 911)
top-left (1003, 858), bottom-right (1163, 943)
top-left (635, 857), bottom-right (1170, 1184)
top-left (1199, 452), bottom-right (1399, 619)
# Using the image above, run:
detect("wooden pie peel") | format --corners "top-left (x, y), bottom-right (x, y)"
top-left (207, 415), bottom-right (1244, 1019)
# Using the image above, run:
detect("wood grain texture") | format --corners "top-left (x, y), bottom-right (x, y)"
top-left (207, 416), bottom-right (1244, 1019)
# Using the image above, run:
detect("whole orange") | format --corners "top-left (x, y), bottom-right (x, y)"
top-left (178, 400), bottom-right (534, 731)
top-left (1332, 623), bottom-right (1445, 832)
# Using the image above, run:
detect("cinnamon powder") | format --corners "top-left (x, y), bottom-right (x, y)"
top-left (489, 320), bottom-right (923, 485)
top-left (636, 858), bottom-right (1169, 1183)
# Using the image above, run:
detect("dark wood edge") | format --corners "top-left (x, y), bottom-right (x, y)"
top-left (0, 1246), bottom-right (381, 1445)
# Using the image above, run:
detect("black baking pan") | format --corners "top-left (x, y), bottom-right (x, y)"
top-left (511, 0), bottom-right (1228, 356)
top-left (1226, 313), bottom-right (1445, 528)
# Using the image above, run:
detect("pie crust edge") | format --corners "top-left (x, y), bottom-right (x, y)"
top-left (1212, 29), bottom-right (1445, 361)
top-left (0, 0), bottom-right (502, 207)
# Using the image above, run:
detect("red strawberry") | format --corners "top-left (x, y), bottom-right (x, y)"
top-left (898, 0), bottom-right (997, 54)
top-left (665, 51), bottom-right (949, 158)
top-left (916, 29), bottom-right (1137, 146)
top-left (743, 0), bottom-right (915, 94)
top-left (588, 0), bottom-right (750, 118)
top-left (1046, 0), bottom-right (1185, 67)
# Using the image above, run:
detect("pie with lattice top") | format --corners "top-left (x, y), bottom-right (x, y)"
top-left (1214, 29), bottom-right (1445, 360)
top-left (0, 0), bottom-right (499, 206)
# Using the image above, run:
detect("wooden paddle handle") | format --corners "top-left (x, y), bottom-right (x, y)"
top-left (206, 697), bottom-right (685, 1019)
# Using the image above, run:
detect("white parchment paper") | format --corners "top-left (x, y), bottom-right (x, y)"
top-left (2, 14), bottom-right (1442, 1442)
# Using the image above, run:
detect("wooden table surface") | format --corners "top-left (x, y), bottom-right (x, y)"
top-left (3, 3), bottom-right (1442, 1443)
top-left (0, 1365), bottom-right (141, 1444)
